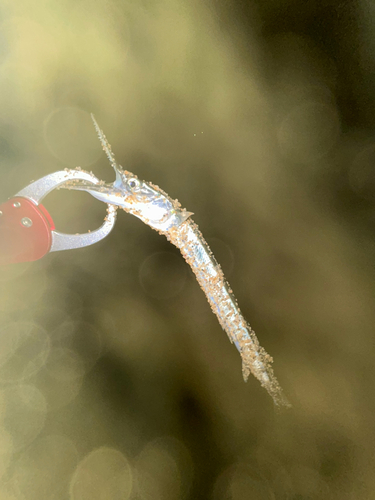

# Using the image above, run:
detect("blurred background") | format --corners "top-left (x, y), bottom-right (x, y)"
top-left (0, 0), bottom-right (374, 498)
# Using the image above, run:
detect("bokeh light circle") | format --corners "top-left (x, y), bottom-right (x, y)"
top-left (70, 447), bottom-right (132, 500)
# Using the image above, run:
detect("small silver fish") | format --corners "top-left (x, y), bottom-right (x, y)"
top-left (67, 115), bottom-right (290, 408)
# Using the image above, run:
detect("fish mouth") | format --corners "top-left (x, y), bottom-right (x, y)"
top-left (59, 180), bottom-right (133, 208)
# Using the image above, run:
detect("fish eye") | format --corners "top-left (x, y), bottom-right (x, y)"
top-left (128, 178), bottom-right (141, 189)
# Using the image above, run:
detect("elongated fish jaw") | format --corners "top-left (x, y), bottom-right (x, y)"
top-left (114, 169), bottom-right (124, 187)
top-left (91, 114), bottom-right (123, 176)
top-left (81, 186), bottom-right (136, 212)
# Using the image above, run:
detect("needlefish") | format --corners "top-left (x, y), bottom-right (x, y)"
top-left (67, 115), bottom-right (290, 408)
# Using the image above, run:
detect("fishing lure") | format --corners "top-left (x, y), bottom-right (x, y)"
top-left (68, 116), bottom-right (290, 407)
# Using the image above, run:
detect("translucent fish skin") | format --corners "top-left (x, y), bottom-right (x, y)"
top-left (164, 220), bottom-right (290, 408)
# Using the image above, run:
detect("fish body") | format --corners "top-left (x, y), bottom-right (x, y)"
top-left (166, 219), bottom-right (289, 407)
top-left (68, 116), bottom-right (289, 407)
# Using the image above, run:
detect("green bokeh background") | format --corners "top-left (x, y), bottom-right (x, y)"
top-left (0, 1), bottom-right (375, 498)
